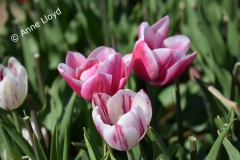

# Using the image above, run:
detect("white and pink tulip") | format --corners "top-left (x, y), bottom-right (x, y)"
top-left (0, 57), bottom-right (28, 110)
top-left (92, 89), bottom-right (152, 151)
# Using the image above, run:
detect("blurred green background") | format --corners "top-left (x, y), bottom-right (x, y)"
top-left (0, 0), bottom-right (240, 159)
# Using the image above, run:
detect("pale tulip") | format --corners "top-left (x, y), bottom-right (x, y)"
top-left (92, 89), bottom-right (152, 151)
top-left (0, 57), bottom-right (28, 110)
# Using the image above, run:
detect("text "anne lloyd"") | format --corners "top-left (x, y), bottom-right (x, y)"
top-left (21, 8), bottom-right (61, 36)
top-left (40, 7), bottom-right (61, 24)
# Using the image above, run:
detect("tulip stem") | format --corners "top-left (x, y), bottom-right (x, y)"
top-left (145, 82), bottom-right (158, 131)
top-left (174, 78), bottom-right (184, 158)
top-left (126, 149), bottom-right (134, 160)
top-left (230, 62), bottom-right (240, 101)
top-left (12, 110), bottom-right (21, 134)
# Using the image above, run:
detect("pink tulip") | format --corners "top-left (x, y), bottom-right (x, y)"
top-left (92, 89), bottom-right (152, 151)
top-left (133, 15), bottom-right (197, 85)
top-left (58, 47), bottom-right (133, 101)
top-left (0, 57), bottom-right (28, 110)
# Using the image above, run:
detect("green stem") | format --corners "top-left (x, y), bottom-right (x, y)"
top-left (12, 110), bottom-right (21, 134)
top-left (126, 149), bottom-right (134, 160)
top-left (145, 82), bottom-right (158, 131)
top-left (174, 78), bottom-right (184, 158)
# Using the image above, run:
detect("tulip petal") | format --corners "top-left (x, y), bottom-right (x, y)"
top-left (81, 73), bottom-right (112, 101)
top-left (151, 15), bottom-right (170, 49)
top-left (92, 107), bottom-right (111, 136)
top-left (66, 51), bottom-right (86, 69)
top-left (92, 93), bottom-right (112, 124)
top-left (0, 64), bottom-right (4, 80)
top-left (162, 35), bottom-right (190, 54)
top-left (58, 64), bottom-right (83, 96)
top-left (8, 57), bottom-right (22, 76)
top-left (107, 89), bottom-right (136, 124)
top-left (96, 54), bottom-right (124, 93)
top-left (76, 59), bottom-right (100, 80)
top-left (122, 54), bottom-right (133, 79)
top-left (129, 106), bottom-right (147, 138)
top-left (138, 22), bottom-right (155, 49)
top-left (153, 52), bottom-right (197, 85)
top-left (152, 48), bottom-right (173, 78)
top-left (104, 114), bottom-right (140, 150)
top-left (88, 46), bottom-right (116, 62)
top-left (0, 77), bottom-right (17, 110)
top-left (133, 40), bottom-right (159, 81)
top-left (132, 93), bottom-right (152, 126)
top-left (135, 89), bottom-right (152, 125)
top-left (14, 67), bottom-right (28, 110)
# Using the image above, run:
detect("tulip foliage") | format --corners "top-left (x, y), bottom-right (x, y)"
top-left (0, 0), bottom-right (240, 160)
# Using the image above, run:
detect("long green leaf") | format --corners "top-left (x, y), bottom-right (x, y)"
top-left (50, 122), bottom-right (60, 160)
top-left (59, 92), bottom-right (77, 160)
top-left (206, 119), bottom-right (236, 160)
top-left (223, 137), bottom-right (240, 160)
top-left (0, 121), bottom-right (35, 160)
top-left (83, 127), bottom-right (101, 160)
top-left (147, 127), bottom-right (171, 160)
top-left (33, 134), bottom-right (48, 160)
top-left (62, 122), bottom-right (70, 160)
top-left (0, 124), bottom-right (22, 160)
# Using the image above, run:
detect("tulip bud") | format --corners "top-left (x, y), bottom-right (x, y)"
top-left (0, 57), bottom-right (28, 110)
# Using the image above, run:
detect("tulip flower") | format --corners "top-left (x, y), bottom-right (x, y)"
top-left (58, 47), bottom-right (133, 101)
top-left (133, 15), bottom-right (197, 85)
top-left (0, 57), bottom-right (28, 110)
top-left (92, 89), bottom-right (152, 151)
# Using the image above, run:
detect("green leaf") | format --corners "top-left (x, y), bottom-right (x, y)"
top-left (50, 122), bottom-right (61, 160)
top-left (101, 152), bottom-right (110, 160)
top-left (62, 122), bottom-right (70, 160)
top-left (0, 124), bottom-right (22, 160)
top-left (59, 92), bottom-right (77, 160)
top-left (0, 121), bottom-right (35, 160)
top-left (168, 145), bottom-right (179, 156)
top-left (71, 142), bottom-right (87, 150)
top-left (139, 144), bottom-right (146, 160)
top-left (83, 127), bottom-right (101, 160)
top-left (228, 108), bottom-right (235, 123)
top-left (147, 127), bottom-right (171, 160)
top-left (195, 78), bottom-right (228, 127)
top-left (33, 134), bottom-right (48, 160)
top-left (206, 119), bottom-right (236, 160)
top-left (227, 20), bottom-right (239, 56)
top-left (223, 137), bottom-right (240, 160)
